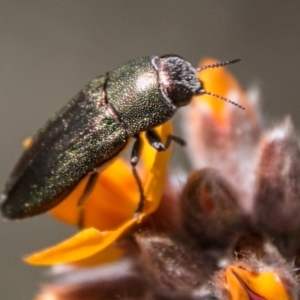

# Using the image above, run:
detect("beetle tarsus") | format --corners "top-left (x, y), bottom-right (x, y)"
top-left (146, 130), bottom-right (186, 151)
top-left (77, 206), bottom-right (85, 229)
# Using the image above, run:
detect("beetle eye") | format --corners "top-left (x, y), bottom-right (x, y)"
top-left (165, 84), bottom-right (194, 107)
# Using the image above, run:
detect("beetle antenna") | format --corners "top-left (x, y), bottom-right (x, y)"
top-left (196, 59), bottom-right (241, 72)
top-left (196, 58), bottom-right (244, 110)
top-left (197, 88), bottom-right (245, 110)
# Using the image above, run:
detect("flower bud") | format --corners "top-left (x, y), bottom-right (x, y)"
top-left (136, 232), bottom-right (217, 298)
top-left (180, 168), bottom-right (248, 249)
top-left (253, 118), bottom-right (300, 256)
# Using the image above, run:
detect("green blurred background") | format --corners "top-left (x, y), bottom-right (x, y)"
top-left (1, 1), bottom-right (300, 299)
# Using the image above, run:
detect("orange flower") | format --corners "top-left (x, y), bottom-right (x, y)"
top-left (213, 257), bottom-right (297, 300)
top-left (225, 265), bottom-right (293, 300)
top-left (25, 121), bottom-right (173, 265)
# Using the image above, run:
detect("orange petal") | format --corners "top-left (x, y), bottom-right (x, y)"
top-left (142, 121), bottom-right (173, 214)
top-left (50, 159), bottom-right (138, 229)
top-left (195, 58), bottom-right (247, 126)
top-left (226, 265), bottom-right (293, 300)
top-left (26, 122), bottom-right (173, 265)
top-left (71, 246), bottom-right (124, 267)
top-left (25, 221), bottom-right (135, 265)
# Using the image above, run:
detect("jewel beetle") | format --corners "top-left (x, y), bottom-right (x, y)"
top-left (1, 55), bottom-right (241, 220)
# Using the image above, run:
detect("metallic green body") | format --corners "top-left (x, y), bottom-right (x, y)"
top-left (1, 55), bottom-right (200, 219)
top-left (107, 57), bottom-right (177, 135)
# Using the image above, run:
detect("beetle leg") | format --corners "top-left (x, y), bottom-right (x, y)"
top-left (131, 135), bottom-right (145, 215)
top-left (78, 172), bottom-right (100, 207)
top-left (78, 209), bottom-right (85, 229)
top-left (77, 172), bottom-right (99, 228)
top-left (145, 129), bottom-right (186, 151)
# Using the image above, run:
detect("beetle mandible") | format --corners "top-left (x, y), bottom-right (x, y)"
top-left (1, 55), bottom-right (241, 220)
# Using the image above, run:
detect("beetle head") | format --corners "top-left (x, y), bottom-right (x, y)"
top-left (158, 55), bottom-right (202, 107)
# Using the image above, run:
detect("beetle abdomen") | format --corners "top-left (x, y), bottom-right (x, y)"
top-left (2, 77), bottom-right (128, 219)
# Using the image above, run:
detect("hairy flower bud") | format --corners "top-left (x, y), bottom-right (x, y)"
top-left (253, 118), bottom-right (300, 257)
top-left (180, 168), bottom-right (249, 249)
top-left (136, 232), bottom-right (218, 298)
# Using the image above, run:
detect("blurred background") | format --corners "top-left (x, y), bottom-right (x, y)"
top-left (1, 1), bottom-right (300, 299)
